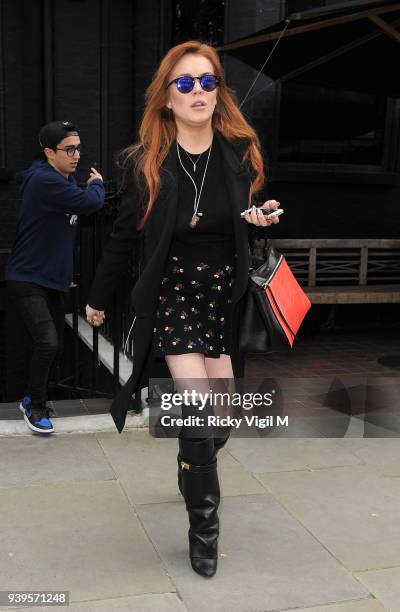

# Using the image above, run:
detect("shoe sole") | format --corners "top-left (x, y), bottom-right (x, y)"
top-left (19, 403), bottom-right (54, 434)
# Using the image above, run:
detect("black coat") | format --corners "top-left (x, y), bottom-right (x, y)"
top-left (88, 130), bottom-right (266, 432)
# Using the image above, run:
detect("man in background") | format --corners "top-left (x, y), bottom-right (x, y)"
top-left (5, 120), bottom-right (105, 433)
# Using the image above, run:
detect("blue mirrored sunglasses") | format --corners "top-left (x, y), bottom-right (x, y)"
top-left (167, 74), bottom-right (220, 94)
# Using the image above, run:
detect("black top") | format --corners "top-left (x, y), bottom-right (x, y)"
top-left (172, 135), bottom-right (235, 245)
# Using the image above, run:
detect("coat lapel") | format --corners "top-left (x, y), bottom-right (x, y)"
top-left (130, 145), bottom-right (179, 316)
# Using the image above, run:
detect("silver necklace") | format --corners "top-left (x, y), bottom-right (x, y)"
top-left (176, 139), bottom-right (213, 228)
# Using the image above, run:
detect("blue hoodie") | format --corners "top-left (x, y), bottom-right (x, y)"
top-left (5, 160), bottom-right (105, 292)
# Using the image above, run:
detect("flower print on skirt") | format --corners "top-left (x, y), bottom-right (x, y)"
top-left (153, 241), bottom-right (236, 358)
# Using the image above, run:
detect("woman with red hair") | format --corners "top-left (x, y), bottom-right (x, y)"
top-left (86, 41), bottom-right (280, 577)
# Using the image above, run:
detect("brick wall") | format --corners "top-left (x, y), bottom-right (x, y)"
top-left (134, 0), bottom-right (170, 134)
top-left (0, 0), bottom-right (136, 256)
top-left (3, 1), bottom-right (43, 171)
top-left (53, 0), bottom-right (135, 182)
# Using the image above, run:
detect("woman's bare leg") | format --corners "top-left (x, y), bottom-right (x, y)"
top-left (165, 352), bottom-right (208, 379)
top-left (204, 355), bottom-right (235, 445)
top-left (165, 352), bottom-right (236, 431)
top-left (204, 354), bottom-right (234, 379)
top-left (165, 352), bottom-right (210, 435)
top-left (165, 352), bottom-right (210, 406)
top-left (166, 353), bottom-right (222, 578)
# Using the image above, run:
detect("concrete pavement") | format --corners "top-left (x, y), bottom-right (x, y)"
top-left (0, 428), bottom-right (399, 611)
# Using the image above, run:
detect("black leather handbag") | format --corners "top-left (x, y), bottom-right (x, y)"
top-left (239, 245), bottom-right (311, 354)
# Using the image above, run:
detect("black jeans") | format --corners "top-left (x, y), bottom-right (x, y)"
top-left (6, 281), bottom-right (65, 404)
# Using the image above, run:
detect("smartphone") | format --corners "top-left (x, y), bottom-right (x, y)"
top-left (240, 207), bottom-right (284, 218)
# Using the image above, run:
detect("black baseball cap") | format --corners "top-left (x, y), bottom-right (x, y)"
top-left (38, 120), bottom-right (79, 149)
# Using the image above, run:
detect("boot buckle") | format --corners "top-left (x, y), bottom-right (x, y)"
top-left (180, 460), bottom-right (190, 470)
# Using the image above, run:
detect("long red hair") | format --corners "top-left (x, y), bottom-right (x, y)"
top-left (120, 40), bottom-right (265, 229)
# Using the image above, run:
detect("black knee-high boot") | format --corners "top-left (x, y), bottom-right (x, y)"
top-left (178, 437), bottom-right (220, 577)
top-left (177, 433), bottom-right (230, 495)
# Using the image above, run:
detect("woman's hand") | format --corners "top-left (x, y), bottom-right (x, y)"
top-left (86, 304), bottom-right (105, 327)
top-left (243, 200), bottom-right (281, 227)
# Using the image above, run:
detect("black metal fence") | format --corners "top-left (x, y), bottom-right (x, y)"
top-left (48, 182), bottom-right (139, 401)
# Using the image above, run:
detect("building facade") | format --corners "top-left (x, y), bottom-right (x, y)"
top-left (0, 0), bottom-right (399, 246)
top-left (1, 0), bottom-right (399, 398)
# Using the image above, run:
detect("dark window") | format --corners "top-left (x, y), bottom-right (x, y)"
top-left (172, 0), bottom-right (225, 47)
top-left (278, 82), bottom-right (386, 166)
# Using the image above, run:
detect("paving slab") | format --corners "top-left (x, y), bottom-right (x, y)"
top-left (257, 465), bottom-right (400, 571)
top-left (0, 411), bottom-right (148, 436)
top-left (290, 598), bottom-right (388, 612)
top-left (0, 593), bottom-right (187, 612)
top-left (335, 439), bottom-right (400, 475)
top-left (0, 434), bottom-right (115, 488)
top-left (96, 431), bottom-right (180, 504)
top-left (226, 438), bottom-right (363, 473)
top-left (0, 481), bottom-right (173, 601)
top-left (97, 431), bottom-right (265, 505)
top-left (217, 451), bottom-right (267, 497)
top-left (136, 494), bottom-right (369, 612)
top-left (355, 567), bottom-right (400, 612)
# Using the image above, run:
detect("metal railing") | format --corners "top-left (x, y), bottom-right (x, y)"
top-left (53, 182), bottom-right (140, 404)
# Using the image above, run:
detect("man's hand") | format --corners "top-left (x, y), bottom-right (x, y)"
top-left (87, 167), bottom-right (103, 185)
top-left (86, 304), bottom-right (105, 327)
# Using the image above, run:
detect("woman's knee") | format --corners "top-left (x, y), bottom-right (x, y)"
top-left (205, 354), bottom-right (234, 378)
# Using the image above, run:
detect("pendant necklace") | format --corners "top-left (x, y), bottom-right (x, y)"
top-left (183, 148), bottom-right (204, 173)
top-left (176, 139), bottom-right (213, 228)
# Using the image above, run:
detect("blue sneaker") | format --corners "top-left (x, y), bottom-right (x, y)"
top-left (19, 396), bottom-right (54, 434)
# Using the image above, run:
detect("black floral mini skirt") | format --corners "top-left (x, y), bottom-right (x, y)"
top-left (153, 241), bottom-right (236, 358)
